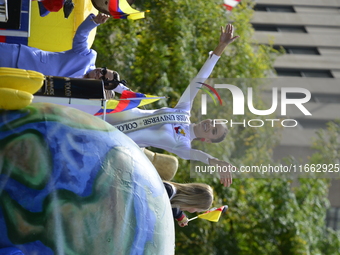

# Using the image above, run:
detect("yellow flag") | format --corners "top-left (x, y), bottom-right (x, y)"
top-left (197, 206), bottom-right (227, 222)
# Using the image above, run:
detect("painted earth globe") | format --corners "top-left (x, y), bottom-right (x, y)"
top-left (0, 103), bottom-right (174, 255)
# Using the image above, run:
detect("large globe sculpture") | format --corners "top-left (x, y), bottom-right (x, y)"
top-left (0, 103), bottom-right (175, 254)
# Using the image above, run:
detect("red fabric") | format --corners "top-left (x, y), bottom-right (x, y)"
top-left (0, 29), bottom-right (5, 43)
top-left (223, 4), bottom-right (233, 11)
top-left (41, 0), bottom-right (64, 12)
top-left (176, 214), bottom-right (185, 221)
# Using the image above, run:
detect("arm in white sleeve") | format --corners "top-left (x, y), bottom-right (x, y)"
top-left (175, 53), bottom-right (220, 108)
top-left (190, 149), bottom-right (216, 165)
top-left (113, 83), bottom-right (131, 94)
top-left (171, 146), bottom-right (215, 165)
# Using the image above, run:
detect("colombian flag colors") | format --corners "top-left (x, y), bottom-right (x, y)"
top-left (109, 0), bottom-right (146, 20)
top-left (94, 90), bottom-right (161, 116)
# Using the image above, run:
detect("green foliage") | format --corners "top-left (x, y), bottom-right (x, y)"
top-left (310, 121), bottom-right (340, 165)
top-left (93, 0), bottom-right (277, 106)
top-left (94, 0), bottom-right (222, 106)
top-left (173, 177), bottom-right (336, 255)
top-left (93, 0), bottom-right (340, 254)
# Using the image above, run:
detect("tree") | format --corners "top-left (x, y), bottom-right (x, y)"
top-left (93, 0), bottom-right (275, 105)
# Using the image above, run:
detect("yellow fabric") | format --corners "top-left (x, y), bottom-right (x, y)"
top-left (0, 88), bottom-right (33, 110)
top-left (197, 210), bottom-right (222, 222)
top-left (105, 94), bottom-right (161, 111)
top-left (28, 0), bottom-right (98, 52)
top-left (119, 0), bottom-right (145, 20)
top-left (127, 12), bottom-right (145, 20)
top-left (0, 68), bottom-right (44, 94)
top-left (0, 68), bottom-right (44, 110)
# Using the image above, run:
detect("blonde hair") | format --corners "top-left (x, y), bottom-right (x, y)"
top-left (165, 181), bottom-right (213, 211)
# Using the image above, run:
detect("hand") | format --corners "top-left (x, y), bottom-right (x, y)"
top-left (93, 13), bottom-right (110, 24)
top-left (177, 216), bottom-right (189, 227)
top-left (209, 158), bottom-right (233, 187)
top-left (213, 23), bottom-right (239, 56)
top-left (219, 23), bottom-right (239, 45)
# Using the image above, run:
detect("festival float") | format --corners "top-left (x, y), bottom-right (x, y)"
top-left (0, 1), bottom-right (175, 254)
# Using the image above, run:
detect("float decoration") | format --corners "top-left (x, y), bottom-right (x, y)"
top-left (37, 0), bottom-right (75, 18)
top-left (0, 67), bottom-right (44, 110)
top-left (0, 102), bottom-right (175, 254)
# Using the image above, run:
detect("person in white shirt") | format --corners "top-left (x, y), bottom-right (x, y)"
top-left (106, 24), bottom-right (239, 187)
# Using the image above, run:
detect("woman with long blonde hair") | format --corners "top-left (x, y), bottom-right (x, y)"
top-left (163, 181), bottom-right (213, 227)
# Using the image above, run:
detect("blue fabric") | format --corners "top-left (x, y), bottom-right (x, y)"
top-left (0, 14), bottom-right (98, 78)
top-left (38, 1), bottom-right (50, 17)
top-left (0, 247), bottom-right (24, 255)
